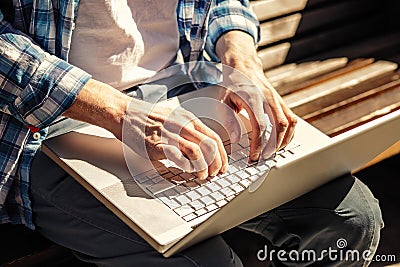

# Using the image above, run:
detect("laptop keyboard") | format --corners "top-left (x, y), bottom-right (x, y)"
top-left (135, 135), bottom-right (299, 226)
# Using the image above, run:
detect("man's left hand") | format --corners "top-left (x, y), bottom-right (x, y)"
top-left (216, 31), bottom-right (297, 161)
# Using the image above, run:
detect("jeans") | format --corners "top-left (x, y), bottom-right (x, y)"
top-left (30, 150), bottom-right (383, 267)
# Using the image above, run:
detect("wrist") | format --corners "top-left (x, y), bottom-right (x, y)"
top-left (216, 31), bottom-right (260, 70)
top-left (64, 79), bottom-right (131, 139)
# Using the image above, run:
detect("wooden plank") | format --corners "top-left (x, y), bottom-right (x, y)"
top-left (303, 31), bottom-right (400, 63)
top-left (302, 0), bottom-right (339, 8)
top-left (258, 43), bottom-right (291, 70)
top-left (266, 61), bottom-right (315, 84)
top-left (259, 13), bottom-right (301, 46)
top-left (264, 63), bottom-right (297, 80)
top-left (278, 58), bottom-right (375, 96)
top-left (297, 72), bottom-right (400, 119)
top-left (296, 0), bottom-right (375, 36)
top-left (309, 85), bottom-right (400, 136)
top-left (284, 13), bottom-right (384, 63)
top-left (250, 0), bottom-right (307, 22)
top-left (270, 57), bottom-right (348, 95)
top-left (283, 61), bottom-right (398, 109)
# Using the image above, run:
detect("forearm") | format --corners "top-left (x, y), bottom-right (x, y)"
top-left (206, 0), bottom-right (260, 61)
top-left (63, 79), bottom-right (132, 140)
top-left (216, 31), bottom-right (258, 66)
top-left (215, 30), bottom-right (273, 88)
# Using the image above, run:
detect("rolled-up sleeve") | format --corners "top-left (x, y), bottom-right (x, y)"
top-left (0, 20), bottom-right (91, 129)
top-left (206, 0), bottom-right (260, 61)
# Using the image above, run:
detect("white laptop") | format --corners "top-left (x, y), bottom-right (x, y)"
top-left (42, 84), bottom-right (400, 257)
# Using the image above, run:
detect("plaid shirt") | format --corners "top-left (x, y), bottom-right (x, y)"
top-left (0, 0), bottom-right (259, 229)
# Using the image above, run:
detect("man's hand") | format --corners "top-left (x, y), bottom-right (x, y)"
top-left (216, 31), bottom-right (297, 161)
top-left (64, 79), bottom-right (227, 179)
top-left (122, 99), bottom-right (228, 179)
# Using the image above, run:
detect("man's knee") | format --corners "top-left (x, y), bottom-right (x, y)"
top-left (284, 174), bottom-right (383, 251)
top-left (299, 177), bottom-right (384, 266)
top-left (333, 177), bottom-right (384, 253)
top-left (253, 175), bottom-right (384, 266)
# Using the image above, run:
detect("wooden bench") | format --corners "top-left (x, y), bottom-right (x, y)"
top-left (253, 0), bottom-right (400, 164)
top-left (2, 0), bottom-right (400, 265)
top-left (222, 1), bottom-right (400, 264)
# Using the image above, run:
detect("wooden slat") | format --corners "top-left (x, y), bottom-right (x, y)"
top-left (309, 85), bottom-right (400, 136)
top-left (266, 61), bottom-right (314, 83)
top-left (297, 72), bottom-right (400, 119)
top-left (296, 0), bottom-right (375, 35)
top-left (258, 43), bottom-right (291, 70)
top-left (283, 61), bottom-right (398, 109)
top-left (284, 13), bottom-right (384, 63)
top-left (270, 57), bottom-right (348, 94)
top-left (250, 0), bottom-right (307, 22)
top-left (259, 13), bottom-right (301, 46)
top-left (277, 58), bottom-right (375, 96)
top-left (303, 31), bottom-right (400, 63)
top-left (264, 63), bottom-right (297, 80)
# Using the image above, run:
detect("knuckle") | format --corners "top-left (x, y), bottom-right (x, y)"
top-left (181, 124), bottom-right (194, 133)
top-left (185, 144), bottom-right (201, 159)
top-left (209, 131), bottom-right (220, 141)
top-left (205, 137), bottom-right (218, 150)
top-left (289, 116), bottom-right (298, 126)
top-left (277, 120), bottom-right (289, 132)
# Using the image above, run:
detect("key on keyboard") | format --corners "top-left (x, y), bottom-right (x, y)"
top-left (133, 140), bottom-right (298, 226)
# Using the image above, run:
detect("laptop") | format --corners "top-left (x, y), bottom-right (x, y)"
top-left (42, 84), bottom-right (400, 257)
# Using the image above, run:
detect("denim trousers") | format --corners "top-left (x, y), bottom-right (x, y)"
top-left (30, 149), bottom-right (383, 267)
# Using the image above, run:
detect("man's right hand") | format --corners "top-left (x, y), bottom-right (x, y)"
top-left (64, 79), bottom-right (227, 180)
top-left (123, 99), bottom-right (228, 180)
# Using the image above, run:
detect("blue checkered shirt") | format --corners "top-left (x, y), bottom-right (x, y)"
top-left (0, 0), bottom-right (259, 229)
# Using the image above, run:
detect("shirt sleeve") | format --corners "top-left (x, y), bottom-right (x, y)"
top-left (0, 19), bottom-right (91, 129)
top-left (206, 0), bottom-right (260, 62)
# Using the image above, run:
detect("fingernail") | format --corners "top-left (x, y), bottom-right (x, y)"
top-left (210, 172), bottom-right (218, 177)
top-left (221, 164), bottom-right (228, 173)
top-left (200, 173), bottom-right (208, 180)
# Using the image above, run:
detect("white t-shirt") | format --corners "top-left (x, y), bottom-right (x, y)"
top-left (69, 0), bottom-right (180, 91)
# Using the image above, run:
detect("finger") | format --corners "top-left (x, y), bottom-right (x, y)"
top-left (161, 131), bottom-right (209, 178)
top-left (190, 118), bottom-right (228, 174)
top-left (264, 94), bottom-right (288, 151)
top-left (177, 135), bottom-right (209, 179)
top-left (278, 100), bottom-right (298, 149)
top-left (216, 102), bottom-right (242, 143)
top-left (158, 144), bottom-right (195, 173)
top-left (260, 115), bottom-right (276, 159)
top-left (199, 137), bottom-right (221, 176)
top-left (241, 95), bottom-right (268, 162)
top-left (179, 123), bottom-right (221, 177)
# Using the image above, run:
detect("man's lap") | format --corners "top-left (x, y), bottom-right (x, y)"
top-left (30, 151), bottom-right (241, 267)
top-left (30, 149), bottom-right (382, 266)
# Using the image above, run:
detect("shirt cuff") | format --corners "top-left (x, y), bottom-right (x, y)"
top-left (14, 54), bottom-right (91, 129)
top-left (206, 4), bottom-right (260, 61)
